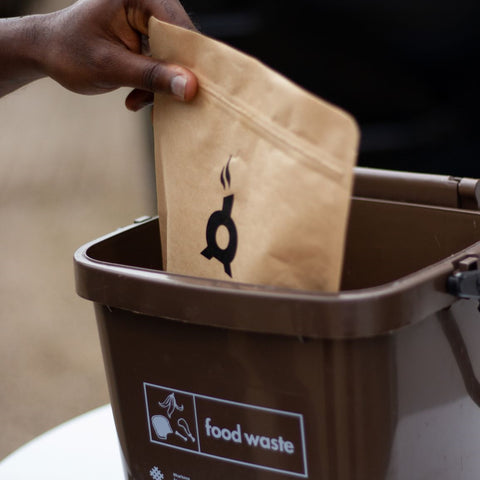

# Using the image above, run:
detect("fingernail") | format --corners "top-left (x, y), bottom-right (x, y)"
top-left (170, 75), bottom-right (187, 100)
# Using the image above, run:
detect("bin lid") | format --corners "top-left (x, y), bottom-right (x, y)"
top-left (74, 215), bottom-right (475, 340)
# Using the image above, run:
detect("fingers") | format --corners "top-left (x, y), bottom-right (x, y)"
top-left (147, 0), bottom-right (196, 30)
top-left (125, 89), bottom-right (154, 111)
top-left (126, 0), bottom-right (196, 35)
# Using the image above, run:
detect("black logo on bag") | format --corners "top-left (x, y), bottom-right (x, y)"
top-left (201, 156), bottom-right (238, 277)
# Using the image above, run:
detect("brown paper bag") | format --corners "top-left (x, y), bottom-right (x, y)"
top-left (150, 18), bottom-right (360, 292)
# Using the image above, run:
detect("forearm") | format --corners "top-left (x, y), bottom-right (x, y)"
top-left (0, 15), bottom-right (49, 97)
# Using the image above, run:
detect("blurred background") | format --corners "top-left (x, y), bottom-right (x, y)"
top-left (181, 0), bottom-right (480, 176)
top-left (1, 0), bottom-right (480, 460)
top-left (0, 0), bottom-right (155, 459)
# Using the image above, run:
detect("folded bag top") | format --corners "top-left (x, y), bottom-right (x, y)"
top-left (150, 18), bottom-right (360, 292)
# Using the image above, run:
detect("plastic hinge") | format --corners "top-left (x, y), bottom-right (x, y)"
top-left (456, 177), bottom-right (480, 211)
top-left (448, 271), bottom-right (480, 299)
top-left (134, 215), bottom-right (153, 224)
top-left (447, 256), bottom-right (480, 299)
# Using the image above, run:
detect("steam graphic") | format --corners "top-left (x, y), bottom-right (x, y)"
top-left (220, 155), bottom-right (232, 190)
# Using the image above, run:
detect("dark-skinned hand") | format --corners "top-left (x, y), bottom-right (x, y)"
top-left (0, 0), bottom-right (198, 110)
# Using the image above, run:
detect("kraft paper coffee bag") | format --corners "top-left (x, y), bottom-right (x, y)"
top-left (150, 18), bottom-right (360, 292)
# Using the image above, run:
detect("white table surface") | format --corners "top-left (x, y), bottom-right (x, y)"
top-left (0, 404), bottom-right (124, 479)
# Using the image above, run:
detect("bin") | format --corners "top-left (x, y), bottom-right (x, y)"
top-left (74, 167), bottom-right (480, 480)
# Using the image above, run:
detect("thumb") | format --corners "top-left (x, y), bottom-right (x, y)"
top-left (116, 50), bottom-right (198, 102)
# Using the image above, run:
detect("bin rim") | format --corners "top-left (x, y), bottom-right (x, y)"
top-left (74, 217), bottom-right (472, 340)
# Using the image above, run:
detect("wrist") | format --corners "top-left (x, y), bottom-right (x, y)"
top-left (0, 14), bottom-right (53, 96)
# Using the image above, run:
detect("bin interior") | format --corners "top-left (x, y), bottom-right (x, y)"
top-left (86, 197), bottom-right (480, 291)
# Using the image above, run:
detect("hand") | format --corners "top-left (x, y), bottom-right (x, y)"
top-left (43, 0), bottom-right (198, 110)
top-left (0, 0), bottom-right (198, 109)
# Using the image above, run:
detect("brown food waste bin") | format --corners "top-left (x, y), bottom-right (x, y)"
top-left (75, 167), bottom-right (480, 480)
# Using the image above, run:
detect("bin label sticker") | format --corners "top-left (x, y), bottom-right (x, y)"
top-left (144, 383), bottom-right (308, 478)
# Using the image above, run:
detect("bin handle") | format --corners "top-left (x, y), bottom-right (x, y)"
top-left (439, 310), bottom-right (480, 408)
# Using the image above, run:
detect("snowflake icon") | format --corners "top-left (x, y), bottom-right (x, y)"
top-left (149, 466), bottom-right (165, 480)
